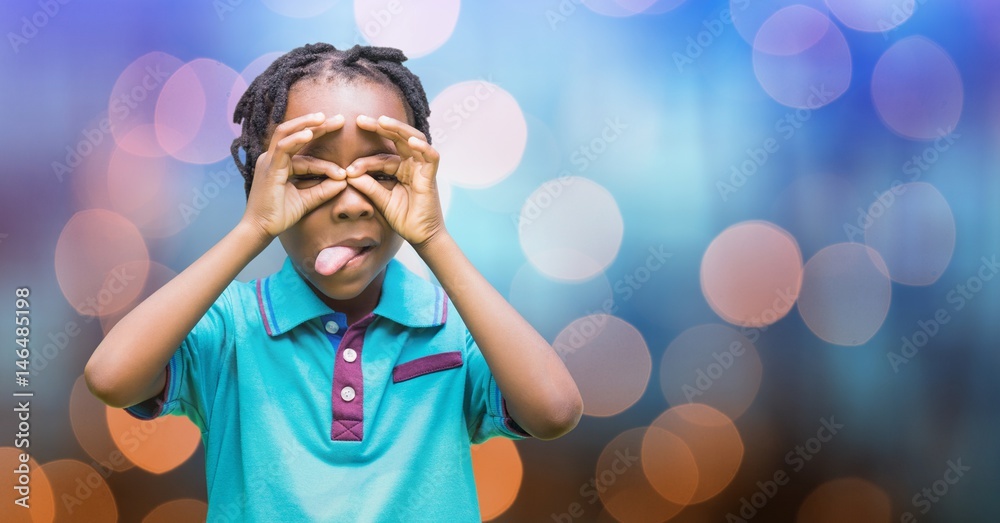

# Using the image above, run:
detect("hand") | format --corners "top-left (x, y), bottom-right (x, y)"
top-left (242, 112), bottom-right (348, 238)
top-left (345, 114), bottom-right (446, 248)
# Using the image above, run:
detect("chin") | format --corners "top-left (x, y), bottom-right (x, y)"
top-left (305, 270), bottom-right (371, 299)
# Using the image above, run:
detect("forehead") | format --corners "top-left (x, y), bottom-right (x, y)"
top-left (279, 79), bottom-right (410, 161)
top-left (284, 78), bottom-right (409, 124)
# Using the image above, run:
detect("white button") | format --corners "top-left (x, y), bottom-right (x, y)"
top-left (341, 386), bottom-right (356, 402)
top-left (325, 321), bottom-right (340, 334)
top-left (343, 348), bottom-right (357, 363)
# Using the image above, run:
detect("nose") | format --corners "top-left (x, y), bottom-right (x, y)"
top-left (329, 183), bottom-right (374, 221)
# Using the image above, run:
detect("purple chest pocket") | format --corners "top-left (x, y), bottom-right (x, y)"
top-left (392, 351), bottom-right (464, 383)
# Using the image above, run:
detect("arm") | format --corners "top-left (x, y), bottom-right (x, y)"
top-left (85, 112), bottom-right (349, 408)
top-left (345, 115), bottom-right (584, 440)
top-left (416, 232), bottom-right (584, 440)
top-left (85, 222), bottom-right (269, 408)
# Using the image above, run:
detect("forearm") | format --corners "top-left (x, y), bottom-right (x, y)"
top-left (85, 220), bottom-right (271, 408)
top-left (415, 232), bottom-right (583, 440)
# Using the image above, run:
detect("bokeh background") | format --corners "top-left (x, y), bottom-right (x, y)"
top-left (2, 0), bottom-right (998, 521)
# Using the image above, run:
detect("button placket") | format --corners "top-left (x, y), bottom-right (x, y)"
top-left (328, 313), bottom-right (375, 441)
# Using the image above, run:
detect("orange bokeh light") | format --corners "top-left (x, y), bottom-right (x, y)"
top-left (797, 477), bottom-right (892, 523)
top-left (597, 427), bottom-right (690, 522)
top-left (143, 498), bottom-right (208, 523)
top-left (0, 447), bottom-right (55, 523)
top-left (471, 438), bottom-right (523, 521)
top-left (105, 407), bottom-right (201, 474)
top-left (650, 404), bottom-right (744, 504)
top-left (641, 426), bottom-right (699, 505)
top-left (70, 375), bottom-right (135, 473)
top-left (40, 459), bottom-right (118, 522)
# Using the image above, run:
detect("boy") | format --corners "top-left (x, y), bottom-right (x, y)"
top-left (85, 43), bottom-right (583, 521)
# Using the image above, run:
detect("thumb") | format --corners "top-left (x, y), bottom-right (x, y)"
top-left (298, 179), bottom-right (346, 214)
top-left (346, 176), bottom-right (393, 215)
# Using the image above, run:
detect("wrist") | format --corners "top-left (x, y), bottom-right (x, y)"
top-left (412, 227), bottom-right (452, 258)
top-left (234, 218), bottom-right (276, 250)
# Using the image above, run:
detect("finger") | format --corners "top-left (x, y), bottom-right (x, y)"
top-left (406, 136), bottom-right (441, 164)
top-left (377, 116), bottom-right (434, 165)
top-left (270, 112), bottom-right (326, 154)
top-left (346, 174), bottom-right (395, 215)
top-left (274, 128), bottom-right (315, 156)
top-left (375, 115), bottom-right (428, 143)
top-left (348, 153), bottom-right (416, 187)
top-left (279, 114), bottom-right (346, 159)
top-left (402, 137), bottom-right (440, 187)
top-left (269, 127), bottom-right (316, 177)
top-left (258, 127), bottom-right (318, 186)
top-left (269, 113), bottom-right (346, 171)
top-left (290, 155), bottom-right (347, 180)
top-left (404, 136), bottom-right (433, 164)
top-left (345, 153), bottom-right (401, 178)
top-left (298, 179), bottom-right (347, 214)
top-left (295, 114), bottom-right (346, 155)
top-left (356, 114), bottom-right (414, 158)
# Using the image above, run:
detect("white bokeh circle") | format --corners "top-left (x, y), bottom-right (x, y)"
top-left (518, 177), bottom-right (623, 281)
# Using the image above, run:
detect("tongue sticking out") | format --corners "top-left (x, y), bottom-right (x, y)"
top-left (315, 246), bottom-right (363, 276)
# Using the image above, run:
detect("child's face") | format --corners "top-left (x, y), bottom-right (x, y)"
top-left (275, 79), bottom-right (408, 301)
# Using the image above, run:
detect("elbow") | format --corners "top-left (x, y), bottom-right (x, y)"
top-left (532, 393), bottom-right (584, 441)
top-left (84, 358), bottom-right (130, 409)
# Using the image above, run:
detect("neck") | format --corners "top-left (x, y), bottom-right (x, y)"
top-left (314, 270), bottom-right (387, 326)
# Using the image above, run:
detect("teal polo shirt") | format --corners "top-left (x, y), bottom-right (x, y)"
top-left (126, 257), bottom-right (531, 522)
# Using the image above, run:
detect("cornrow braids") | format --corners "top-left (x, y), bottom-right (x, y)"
top-left (230, 43), bottom-right (432, 197)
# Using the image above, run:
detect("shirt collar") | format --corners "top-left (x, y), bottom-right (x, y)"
top-left (256, 257), bottom-right (448, 336)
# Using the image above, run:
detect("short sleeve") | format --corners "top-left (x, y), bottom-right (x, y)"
top-left (463, 328), bottom-right (532, 443)
top-left (123, 284), bottom-right (235, 431)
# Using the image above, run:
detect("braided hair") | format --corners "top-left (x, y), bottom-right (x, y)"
top-left (230, 43), bottom-right (431, 197)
